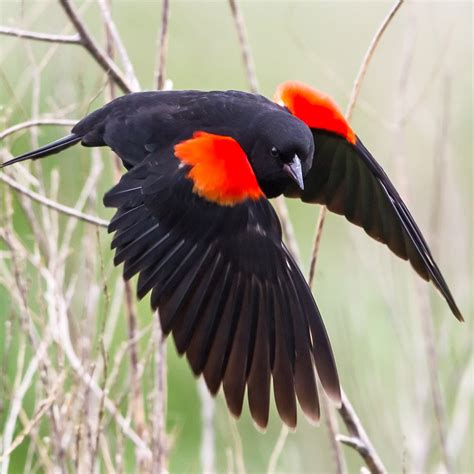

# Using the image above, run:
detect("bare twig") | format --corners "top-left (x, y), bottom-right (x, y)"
top-left (0, 26), bottom-right (80, 44)
top-left (307, 206), bottom-right (328, 289)
top-left (0, 341), bottom-right (49, 473)
top-left (124, 281), bottom-right (150, 471)
top-left (228, 0), bottom-right (259, 93)
top-left (97, 0), bottom-right (139, 91)
top-left (198, 380), bottom-right (216, 474)
top-left (155, 0), bottom-right (170, 90)
top-left (346, 0), bottom-right (405, 121)
top-left (0, 119), bottom-right (77, 140)
top-left (152, 316), bottom-right (168, 473)
top-left (338, 391), bottom-right (387, 474)
top-left (267, 426), bottom-right (289, 474)
top-left (0, 172), bottom-right (108, 227)
top-left (0, 375), bottom-right (62, 463)
top-left (323, 397), bottom-right (347, 474)
top-left (58, 0), bottom-right (135, 93)
top-left (392, 28), bottom-right (453, 472)
top-left (307, 0), bottom-right (405, 284)
top-left (307, 229), bottom-right (346, 473)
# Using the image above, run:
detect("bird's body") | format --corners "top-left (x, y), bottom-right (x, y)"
top-left (1, 81), bottom-right (462, 430)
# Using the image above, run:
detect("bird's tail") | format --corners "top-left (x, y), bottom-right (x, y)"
top-left (0, 134), bottom-right (82, 168)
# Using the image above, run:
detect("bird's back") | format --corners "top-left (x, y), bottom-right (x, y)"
top-left (72, 90), bottom-right (282, 169)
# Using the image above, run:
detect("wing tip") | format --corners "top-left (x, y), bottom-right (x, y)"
top-left (450, 302), bottom-right (464, 322)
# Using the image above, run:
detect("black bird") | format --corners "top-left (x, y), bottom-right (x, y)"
top-left (1, 80), bottom-right (462, 429)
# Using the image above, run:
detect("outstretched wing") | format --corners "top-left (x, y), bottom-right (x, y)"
top-left (276, 81), bottom-right (462, 321)
top-left (104, 150), bottom-right (340, 429)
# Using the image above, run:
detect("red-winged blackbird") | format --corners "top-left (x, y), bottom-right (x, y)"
top-left (1, 80), bottom-right (462, 429)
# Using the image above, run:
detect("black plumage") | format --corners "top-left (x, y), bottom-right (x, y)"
top-left (1, 84), bottom-right (462, 429)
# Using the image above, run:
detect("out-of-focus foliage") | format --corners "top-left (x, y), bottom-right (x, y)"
top-left (0, 1), bottom-right (472, 473)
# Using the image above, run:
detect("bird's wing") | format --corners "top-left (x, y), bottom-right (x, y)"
top-left (277, 81), bottom-right (462, 321)
top-left (104, 147), bottom-right (340, 430)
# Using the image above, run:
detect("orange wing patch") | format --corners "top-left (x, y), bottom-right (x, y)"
top-left (275, 81), bottom-right (356, 145)
top-left (174, 131), bottom-right (263, 206)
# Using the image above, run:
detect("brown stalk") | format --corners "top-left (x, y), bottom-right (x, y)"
top-left (0, 26), bottom-right (80, 44)
top-left (392, 24), bottom-right (453, 473)
top-left (58, 0), bottom-right (135, 93)
top-left (308, 0), bottom-right (405, 284)
top-left (155, 0), bottom-right (170, 91)
top-left (152, 318), bottom-right (168, 473)
top-left (228, 0), bottom-right (259, 93)
top-left (0, 172), bottom-right (108, 228)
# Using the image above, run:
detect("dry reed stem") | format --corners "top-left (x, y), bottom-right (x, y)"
top-left (0, 26), bottom-right (80, 44)
top-left (266, 425), bottom-right (288, 474)
top-left (392, 26), bottom-right (453, 472)
top-left (228, 0), bottom-right (259, 93)
top-left (152, 318), bottom-right (168, 473)
top-left (97, 0), bottom-right (140, 91)
top-left (198, 380), bottom-right (216, 474)
top-left (322, 397), bottom-right (347, 474)
top-left (151, 1), bottom-right (172, 469)
top-left (0, 172), bottom-right (108, 227)
top-left (58, 0), bottom-right (135, 93)
top-left (102, 10), bottom-right (153, 468)
top-left (0, 375), bottom-right (64, 463)
top-left (124, 280), bottom-right (151, 472)
top-left (338, 391), bottom-right (387, 474)
top-left (308, 0), bottom-right (405, 283)
top-left (155, 0), bottom-right (170, 91)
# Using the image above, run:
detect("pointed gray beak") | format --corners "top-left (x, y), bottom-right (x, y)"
top-left (283, 154), bottom-right (304, 190)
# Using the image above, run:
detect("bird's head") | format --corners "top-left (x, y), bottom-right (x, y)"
top-left (246, 111), bottom-right (314, 198)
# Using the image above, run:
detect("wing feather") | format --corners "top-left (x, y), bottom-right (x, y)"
top-left (104, 151), bottom-right (340, 428)
top-left (285, 131), bottom-right (462, 321)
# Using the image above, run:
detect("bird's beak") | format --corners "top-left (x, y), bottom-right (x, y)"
top-left (283, 155), bottom-right (304, 190)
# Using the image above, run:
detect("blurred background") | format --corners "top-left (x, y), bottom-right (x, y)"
top-left (0, 1), bottom-right (472, 473)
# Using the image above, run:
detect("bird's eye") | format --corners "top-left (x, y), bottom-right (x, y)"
top-left (270, 146), bottom-right (280, 157)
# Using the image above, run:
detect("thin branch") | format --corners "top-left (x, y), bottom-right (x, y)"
top-left (97, 0), bottom-right (139, 91)
top-left (308, 206), bottom-right (328, 289)
top-left (0, 26), bottom-right (80, 44)
top-left (0, 173), bottom-right (108, 228)
top-left (124, 280), bottom-right (150, 471)
top-left (392, 28), bottom-right (453, 472)
top-left (58, 0), bottom-right (135, 94)
top-left (338, 390), bottom-right (387, 474)
top-left (307, 0), bottom-right (404, 285)
top-left (228, 0), bottom-right (259, 93)
top-left (0, 376), bottom-right (62, 463)
top-left (345, 0), bottom-right (404, 121)
top-left (322, 396), bottom-right (347, 474)
top-left (152, 315), bottom-right (168, 473)
top-left (155, 0), bottom-right (170, 90)
top-left (0, 119), bottom-right (77, 140)
top-left (267, 426), bottom-right (288, 474)
top-left (198, 379), bottom-right (216, 474)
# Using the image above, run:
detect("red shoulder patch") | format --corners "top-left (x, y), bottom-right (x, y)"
top-left (274, 81), bottom-right (356, 145)
top-left (174, 132), bottom-right (264, 206)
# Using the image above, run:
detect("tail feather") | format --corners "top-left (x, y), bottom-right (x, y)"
top-left (1, 134), bottom-right (81, 168)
